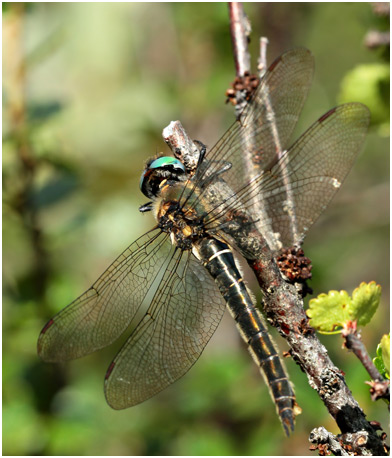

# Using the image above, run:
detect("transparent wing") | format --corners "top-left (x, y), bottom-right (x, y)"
top-left (104, 250), bottom-right (227, 409)
top-left (218, 103), bottom-right (370, 249)
top-left (180, 48), bottom-right (315, 250)
top-left (38, 229), bottom-right (174, 361)
top-left (195, 47), bottom-right (315, 192)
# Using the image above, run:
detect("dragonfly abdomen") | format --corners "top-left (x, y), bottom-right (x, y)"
top-left (195, 237), bottom-right (296, 435)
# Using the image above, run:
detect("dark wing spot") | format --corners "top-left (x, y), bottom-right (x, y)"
top-left (318, 107), bottom-right (337, 123)
top-left (105, 361), bottom-right (116, 380)
top-left (268, 54), bottom-right (282, 72)
top-left (40, 318), bottom-right (54, 335)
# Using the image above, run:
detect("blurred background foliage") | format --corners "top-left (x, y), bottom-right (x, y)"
top-left (2, 2), bottom-right (389, 456)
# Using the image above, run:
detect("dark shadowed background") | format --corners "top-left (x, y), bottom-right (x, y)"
top-left (3, 3), bottom-right (389, 456)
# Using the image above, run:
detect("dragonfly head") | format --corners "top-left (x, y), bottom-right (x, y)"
top-left (140, 156), bottom-right (187, 199)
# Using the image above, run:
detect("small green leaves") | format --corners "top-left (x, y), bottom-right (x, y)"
top-left (306, 290), bottom-right (351, 334)
top-left (373, 334), bottom-right (390, 380)
top-left (351, 282), bottom-right (382, 327)
top-left (306, 282), bottom-right (381, 334)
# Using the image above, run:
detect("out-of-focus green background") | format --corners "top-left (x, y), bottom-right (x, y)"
top-left (3, 3), bottom-right (389, 456)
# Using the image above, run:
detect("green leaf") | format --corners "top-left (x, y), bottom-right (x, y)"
top-left (351, 281), bottom-right (381, 326)
top-left (338, 63), bottom-right (390, 126)
top-left (307, 282), bottom-right (381, 333)
top-left (307, 290), bottom-right (351, 333)
top-left (374, 334), bottom-right (390, 380)
top-left (381, 334), bottom-right (390, 376)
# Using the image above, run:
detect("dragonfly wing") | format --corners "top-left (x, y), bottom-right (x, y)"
top-left (104, 250), bottom-right (226, 409)
top-left (188, 48), bottom-right (315, 250)
top-left (198, 48), bottom-right (315, 189)
top-left (38, 229), bottom-right (173, 362)
top-left (242, 102), bottom-right (371, 247)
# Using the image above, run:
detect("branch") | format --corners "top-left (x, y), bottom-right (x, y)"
top-left (309, 427), bottom-right (350, 456)
top-left (162, 121), bottom-right (202, 172)
top-left (227, 3), bottom-right (258, 118)
top-left (228, 4), bottom-right (299, 251)
top-left (257, 37), bottom-right (269, 77)
top-left (228, 2), bottom-right (251, 77)
top-left (310, 425), bottom-right (389, 456)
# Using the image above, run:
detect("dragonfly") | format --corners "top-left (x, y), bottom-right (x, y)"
top-left (38, 48), bottom-right (370, 435)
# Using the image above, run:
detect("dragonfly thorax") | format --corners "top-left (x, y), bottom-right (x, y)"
top-left (156, 197), bottom-right (206, 251)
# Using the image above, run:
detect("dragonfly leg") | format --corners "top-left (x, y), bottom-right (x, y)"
top-left (139, 202), bottom-right (153, 212)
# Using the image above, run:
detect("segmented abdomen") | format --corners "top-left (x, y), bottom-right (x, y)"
top-left (195, 237), bottom-right (295, 435)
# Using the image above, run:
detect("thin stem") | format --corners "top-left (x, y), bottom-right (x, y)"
top-left (228, 2), bottom-right (251, 77)
top-left (343, 324), bottom-right (390, 402)
top-left (344, 331), bottom-right (383, 382)
top-left (3, 3), bottom-right (50, 301)
top-left (257, 37), bottom-right (269, 77)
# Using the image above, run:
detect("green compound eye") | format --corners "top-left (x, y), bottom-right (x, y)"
top-left (149, 157), bottom-right (185, 171)
top-left (139, 157), bottom-right (186, 193)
